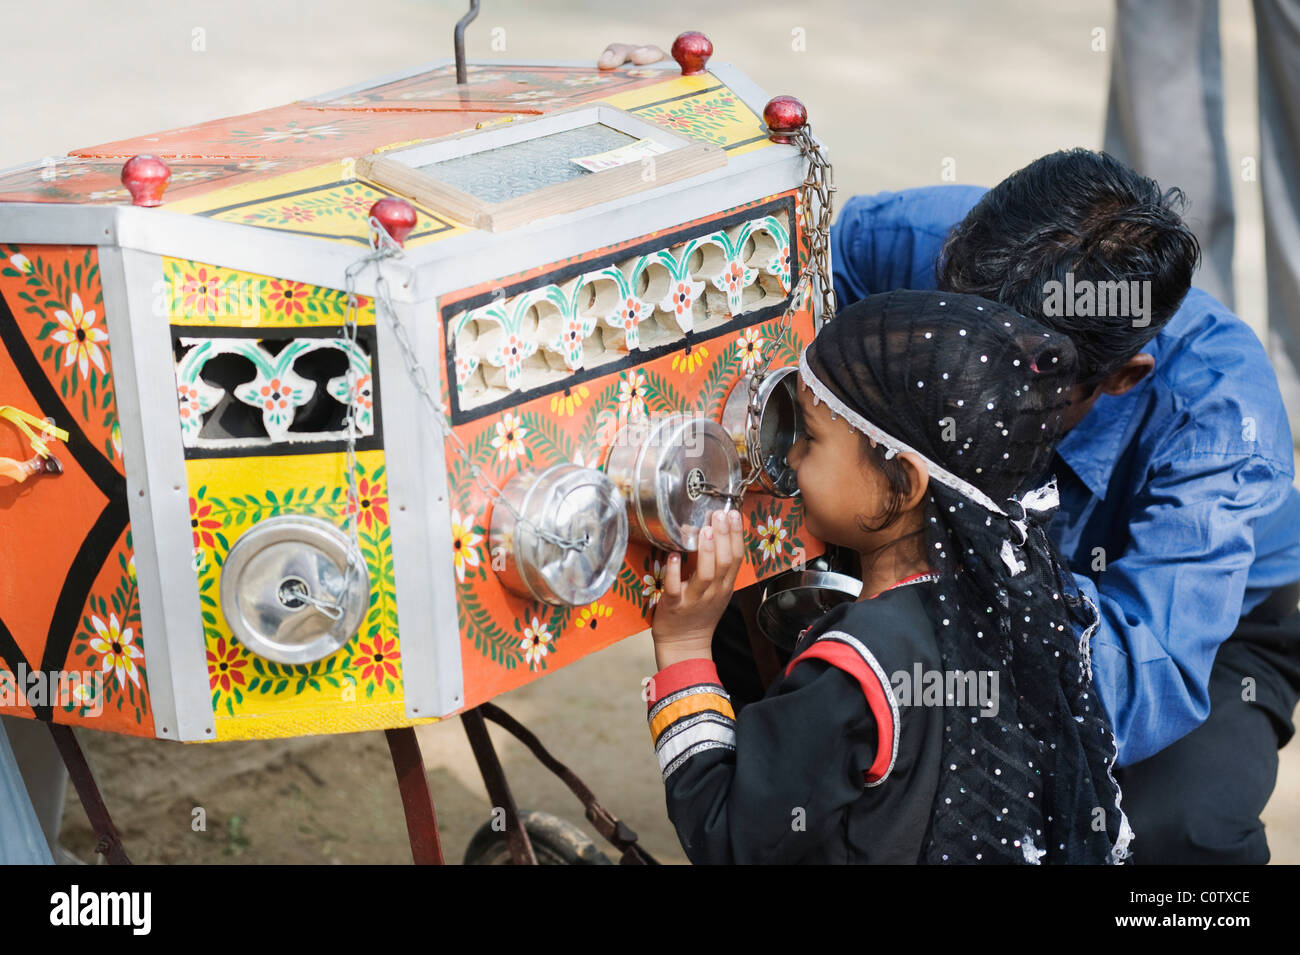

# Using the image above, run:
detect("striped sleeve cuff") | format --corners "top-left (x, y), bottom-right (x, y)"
top-left (646, 659), bottom-right (736, 781)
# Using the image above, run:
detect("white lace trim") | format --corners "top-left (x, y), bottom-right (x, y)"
top-left (798, 348), bottom-right (1008, 517)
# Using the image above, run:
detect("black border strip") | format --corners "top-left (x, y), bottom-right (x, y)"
top-left (626, 83), bottom-right (726, 112)
top-left (441, 193), bottom-right (796, 425)
top-left (170, 324), bottom-right (386, 461)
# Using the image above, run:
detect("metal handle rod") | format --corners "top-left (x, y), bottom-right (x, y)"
top-left (454, 0), bottom-right (481, 85)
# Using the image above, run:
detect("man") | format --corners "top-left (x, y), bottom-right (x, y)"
top-left (838, 155), bottom-right (1300, 867)
top-left (602, 45), bottom-right (1300, 863)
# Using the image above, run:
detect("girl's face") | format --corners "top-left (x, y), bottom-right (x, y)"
top-left (787, 376), bottom-right (893, 550)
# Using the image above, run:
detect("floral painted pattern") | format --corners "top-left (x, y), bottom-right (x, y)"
top-left (491, 411), bottom-right (529, 464)
top-left (449, 509), bottom-right (483, 583)
top-left (164, 258), bottom-right (372, 328)
top-left (519, 615), bottom-right (554, 670)
top-left (188, 457), bottom-right (403, 717)
top-left (2, 244), bottom-right (121, 465)
top-left (633, 89), bottom-right (751, 148)
top-left (64, 532), bottom-right (151, 728)
top-left (438, 193), bottom-right (815, 715)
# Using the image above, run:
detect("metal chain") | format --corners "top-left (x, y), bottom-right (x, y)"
top-left (737, 122), bottom-right (838, 492)
top-left (346, 219), bottom-right (590, 553)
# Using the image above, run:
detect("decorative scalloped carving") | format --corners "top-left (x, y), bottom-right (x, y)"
top-left (448, 214), bottom-right (791, 410)
top-left (174, 337), bottom-right (372, 448)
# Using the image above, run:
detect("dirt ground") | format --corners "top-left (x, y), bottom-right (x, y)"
top-left (1, 0), bottom-right (1293, 863)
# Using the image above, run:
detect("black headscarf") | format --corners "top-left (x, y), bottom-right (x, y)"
top-left (802, 288), bottom-right (1131, 865)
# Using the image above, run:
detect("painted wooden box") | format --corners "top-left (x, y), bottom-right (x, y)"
top-left (0, 57), bottom-right (823, 742)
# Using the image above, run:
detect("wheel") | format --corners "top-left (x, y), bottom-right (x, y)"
top-left (462, 809), bottom-right (614, 865)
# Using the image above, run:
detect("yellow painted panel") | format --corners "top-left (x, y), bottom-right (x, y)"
top-left (162, 256), bottom-right (376, 328)
top-left (184, 449), bottom-right (427, 741)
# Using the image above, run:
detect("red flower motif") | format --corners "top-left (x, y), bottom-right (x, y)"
top-left (278, 205), bottom-right (316, 224)
top-left (622, 297), bottom-right (643, 330)
top-left (339, 194), bottom-right (374, 216)
top-left (356, 633), bottom-right (401, 685)
top-left (182, 267), bottom-right (224, 315)
top-left (266, 279), bottom-right (308, 318)
top-left (354, 374), bottom-right (373, 411)
top-left (190, 496), bottom-right (221, 549)
top-left (206, 636), bottom-right (247, 692)
top-left (671, 282), bottom-right (693, 315)
top-left (347, 476), bottom-right (389, 531)
top-left (259, 377), bottom-right (293, 410)
top-left (177, 384), bottom-right (200, 419)
top-left (724, 261), bottom-right (745, 291)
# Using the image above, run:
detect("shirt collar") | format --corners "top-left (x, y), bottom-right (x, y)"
top-left (1054, 384), bottom-right (1144, 500)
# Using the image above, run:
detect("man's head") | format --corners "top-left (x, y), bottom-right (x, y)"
top-left (937, 148), bottom-right (1201, 428)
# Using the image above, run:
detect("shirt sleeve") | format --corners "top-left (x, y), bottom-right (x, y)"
top-left (830, 185), bottom-right (989, 308)
top-left (645, 656), bottom-right (879, 864)
top-left (1077, 447), bottom-right (1295, 766)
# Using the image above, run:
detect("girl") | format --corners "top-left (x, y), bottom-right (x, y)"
top-left (644, 288), bottom-right (1132, 864)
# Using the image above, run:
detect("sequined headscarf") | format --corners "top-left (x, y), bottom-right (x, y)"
top-left (802, 289), bottom-right (1131, 865)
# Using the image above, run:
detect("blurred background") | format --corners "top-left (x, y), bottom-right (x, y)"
top-left (1, 0), bottom-right (1294, 864)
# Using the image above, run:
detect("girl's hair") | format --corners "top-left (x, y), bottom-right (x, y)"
top-left (853, 434), bottom-right (912, 532)
top-left (804, 289), bottom-right (1130, 865)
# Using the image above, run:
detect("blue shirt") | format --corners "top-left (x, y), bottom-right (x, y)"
top-left (831, 186), bottom-right (1300, 765)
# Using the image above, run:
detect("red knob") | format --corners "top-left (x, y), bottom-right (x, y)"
top-left (369, 197), bottom-right (417, 247)
top-left (763, 96), bottom-right (808, 144)
top-left (120, 155), bottom-right (171, 207)
top-left (671, 31), bottom-right (713, 76)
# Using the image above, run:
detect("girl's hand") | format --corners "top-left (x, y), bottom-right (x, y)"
top-left (651, 509), bottom-right (745, 671)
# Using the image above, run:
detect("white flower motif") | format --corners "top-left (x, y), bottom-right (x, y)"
top-left (737, 327), bottom-right (765, 372)
top-left (8, 253), bottom-right (32, 274)
top-left (617, 370), bottom-right (648, 422)
top-left (449, 508), bottom-right (482, 583)
top-left (491, 411), bottom-right (528, 463)
top-left (51, 293), bottom-right (108, 379)
top-left (641, 560), bottom-right (665, 608)
top-left (89, 613), bottom-right (143, 688)
top-left (520, 616), bottom-right (554, 670)
top-left (756, 518), bottom-right (788, 561)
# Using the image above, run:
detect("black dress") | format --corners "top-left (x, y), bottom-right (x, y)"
top-left (647, 580), bottom-right (945, 864)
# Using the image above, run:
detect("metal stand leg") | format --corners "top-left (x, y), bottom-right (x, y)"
top-left (46, 722), bottom-right (130, 865)
top-left (461, 707), bottom-right (537, 865)
top-left (478, 703), bottom-right (658, 865)
top-left (384, 726), bottom-right (445, 865)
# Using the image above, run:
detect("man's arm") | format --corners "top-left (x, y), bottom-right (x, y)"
top-left (1076, 447), bottom-right (1295, 765)
top-left (830, 186), bottom-right (989, 307)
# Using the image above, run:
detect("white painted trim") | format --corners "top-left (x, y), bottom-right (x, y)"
top-left (373, 288), bottom-right (464, 718)
top-left (0, 204), bottom-right (116, 246)
top-left (98, 246), bottom-right (215, 742)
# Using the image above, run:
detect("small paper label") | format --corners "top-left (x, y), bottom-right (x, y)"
top-left (571, 138), bottom-right (670, 172)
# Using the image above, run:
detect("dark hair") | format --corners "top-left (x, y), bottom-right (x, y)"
top-left (854, 433), bottom-right (913, 532)
top-left (936, 148), bottom-right (1201, 385)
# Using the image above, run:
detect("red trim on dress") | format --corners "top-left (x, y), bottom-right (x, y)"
top-left (645, 657), bottom-right (722, 709)
top-left (786, 641), bottom-right (895, 785)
